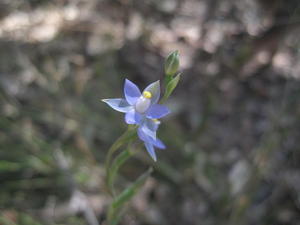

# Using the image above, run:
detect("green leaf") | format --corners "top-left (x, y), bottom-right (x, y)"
top-left (161, 73), bottom-right (181, 103)
top-left (112, 167), bottom-right (153, 209)
top-left (107, 168), bottom-right (153, 224)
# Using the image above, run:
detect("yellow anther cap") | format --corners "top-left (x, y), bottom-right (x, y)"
top-left (143, 91), bottom-right (152, 99)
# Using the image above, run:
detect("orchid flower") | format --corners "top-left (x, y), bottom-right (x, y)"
top-left (102, 79), bottom-right (170, 160)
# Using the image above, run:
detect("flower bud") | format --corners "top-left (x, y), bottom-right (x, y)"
top-left (164, 50), bottom-right (179, 76)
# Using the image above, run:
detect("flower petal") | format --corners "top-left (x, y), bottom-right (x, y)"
top-left (140, 119), bottom-right (157, 140)
top-left (143, 80), bottom-right (160, 105)
top-left (102, 98), bottom-right (133, 112)
top-left (137, 128), bottom-right (150, 142)
top-left (144, 142), bottom-right (157, 161)
top-left (124, 79), bottom-right (141, 105)
top-left (152, 138), bottom-right (166, 149)
top-left (146, 104), bottom-right (170, 119)
top-left (125, 110), bottom-right (142, 124)
top-left (138, 128), bottom-right (165, 149)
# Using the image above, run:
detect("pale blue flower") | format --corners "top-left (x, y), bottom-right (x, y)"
top-left (102, 79), bottom-right (170, 160)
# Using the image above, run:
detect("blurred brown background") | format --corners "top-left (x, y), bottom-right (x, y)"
top-left (0, 0), bottom-right (300, 224)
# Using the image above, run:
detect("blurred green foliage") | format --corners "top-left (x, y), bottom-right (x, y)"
top-left (1, 0), bottom-right (300, 225)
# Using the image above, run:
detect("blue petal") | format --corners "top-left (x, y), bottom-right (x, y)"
top-left (146, 104), bottom-right (170, 119)
top-left (140, 119), bottom-right (157, 140)
top-left (152, 138), bottom-right (166, 149)
top-left (137, 128), bottom-right (150, 142)
top-left (125, 110), bottom-right (142, 124)
top-left (102, 98), bottom-right (133, 112)
top-left (144, 142), bottom-right (157, 161)
top-left (124, 79), bottom-right (141, 105)
top-left (138, 128), bottom-right (165, 149)
top-left (143, 80), bottom-right (160, 105)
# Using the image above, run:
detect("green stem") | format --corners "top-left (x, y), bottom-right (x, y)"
top-left (107, 146), bottom-right (133, 196)
top-left (105, 126), bottom-right (137, 173)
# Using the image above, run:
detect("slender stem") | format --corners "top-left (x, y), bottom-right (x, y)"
top-left (104, 126), bottom-right (137, 196)
top-left (107, 145), bottom-right (133, 196)
top-left (104, 126), bottom-right (137, 173)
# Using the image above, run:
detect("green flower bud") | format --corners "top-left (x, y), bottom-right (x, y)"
top-left (164, 50), bottom-right (179, 77)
